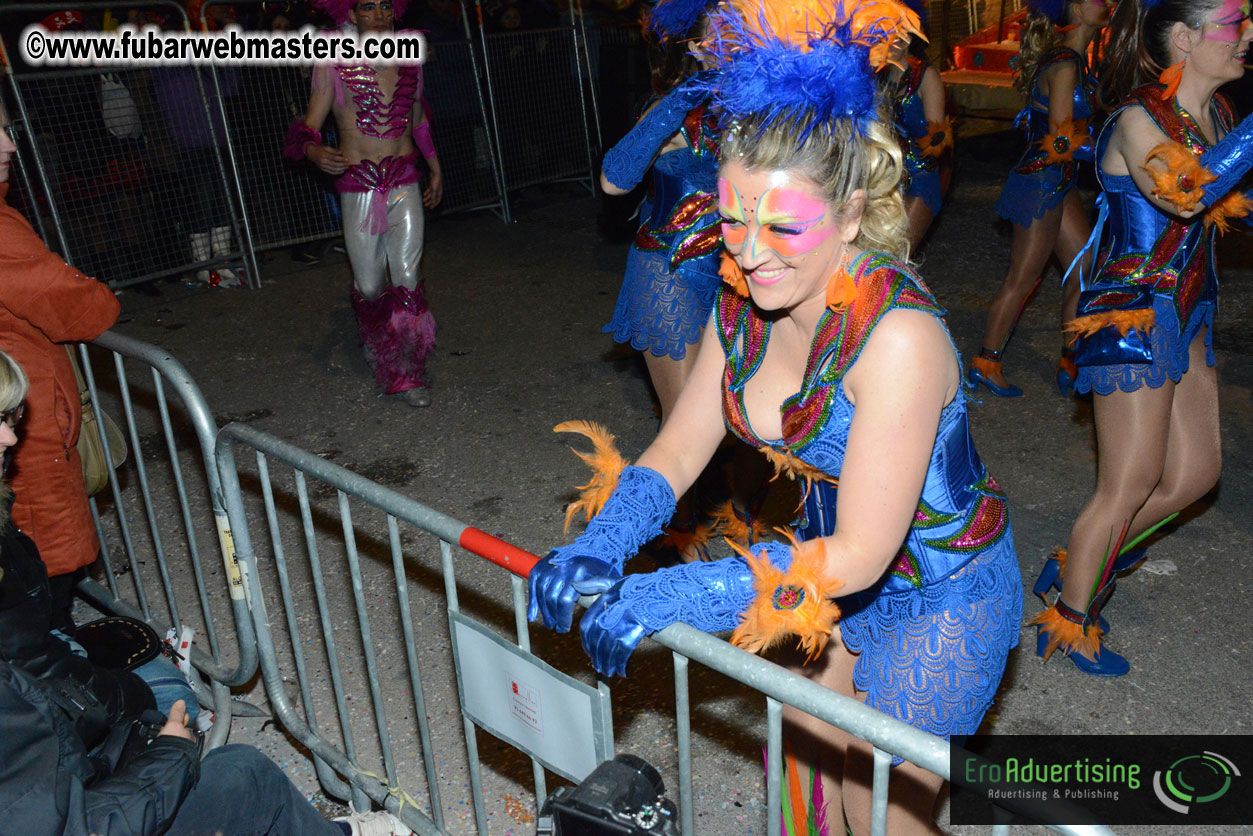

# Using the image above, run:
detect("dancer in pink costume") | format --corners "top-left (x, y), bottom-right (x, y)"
top-left (286, 0), bottom-right (442, 406)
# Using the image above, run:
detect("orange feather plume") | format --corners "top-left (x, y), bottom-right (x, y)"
top-left (1063, 307), bottom-right (1156, 339)
top-left (761, 447), bottom-right (834, 487)
top-left (1204, 190), bottom-right (1253, 234)
top-left (1158, 60), bottom-right (1184, 102)
top-left (916, 118), bottom-right (954, 159)
top-left (1037, 118), bottom-right (1089, 165)
top-left (661, 522), bottom-right (715, 562)
top-left (1143, 142), bottom-right (1216, 212)
top-left (720, 252), bottom-right (750, 298)
top-left (1028, 603), bottom-right (1103, 662)
top-left (729, 532), bottom-right (843, 661)
top-left (711, 501), bottom-right (765, 547)
top-left (553, 420), bottom-right (629, 533)
top-left (719, 0), bottom-right (924, 70)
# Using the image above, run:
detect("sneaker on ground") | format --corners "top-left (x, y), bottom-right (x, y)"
top-left (400, 387), bottom-right (431, 408)
top-left (331, 805), bottom-right (414, 836)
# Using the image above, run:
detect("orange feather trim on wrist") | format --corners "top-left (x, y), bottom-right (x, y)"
top-left (1028, 603), bottom-right (1103, 661)
top-left (729, 534), bottom-right (843, 662)
top-left (1204, 190), bottom-right (1253, 234)
top-left (553, 420), bottom-right (629, 533)
top-left (916, 118), bottom-right (954, 159)
top-left (720, 252), bottom-right (750, 298)
top-left (1037, 118), bottom-right (1089, 165)
top-left (1143, 142), bottom-right (1216, 212)
top-left (1063, 307), bottom-right (1156, 339)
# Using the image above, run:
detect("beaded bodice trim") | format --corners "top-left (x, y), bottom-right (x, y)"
top-left (716, 252), bottom-right (1010, 593)
top-left (718, 251), bottom-right (942, 453)
top-left (894, 57), bottom-right (936, 174)
top-left (338, 64), bottom-right (420, 139)
top-left (1092, 87), bottom-right (1232, 328)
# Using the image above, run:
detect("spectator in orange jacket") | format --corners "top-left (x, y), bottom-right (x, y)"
top-left (0, 101), bottom-right (121, 630)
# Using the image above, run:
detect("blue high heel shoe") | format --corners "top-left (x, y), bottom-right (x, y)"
top-left (1056, 364), bottom-right (1075, 397)
top-left (1033, 556), bottom-right (1109, 633)
top-left (966, 356), bottom-right (1023, 398)
top-left (1035, 627), bottom-right (1130, 677)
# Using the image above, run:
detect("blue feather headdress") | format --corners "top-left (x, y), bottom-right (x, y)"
top-left (1027, 0), bottom-right (1066, 23)
top-left (646, 0), bottom-right (719, 40)
top-left (694, 0), bottom-right (924, 136)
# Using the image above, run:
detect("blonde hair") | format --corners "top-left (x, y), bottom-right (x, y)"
top-left (0, 351), bottom-right (28, 414)
top-left (1014, 11), bottom-right (1062, 97)
top-left (720, 103), bottom-right (910, 261)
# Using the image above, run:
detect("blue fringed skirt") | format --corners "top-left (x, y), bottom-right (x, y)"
top-left (905, 166), bottom-right (943, 215)
top-left (1075, 296), bottom-right (1216, 395)
top-left (994, 165), bottom-right (1072, 227)
top-left (603, 247), bottom-right (722, 360)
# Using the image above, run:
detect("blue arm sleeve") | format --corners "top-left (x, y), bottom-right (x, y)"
top-left (1200, 112), bottom-right (1253, 208)
top-left (600, 72), bottom-right (717, 192)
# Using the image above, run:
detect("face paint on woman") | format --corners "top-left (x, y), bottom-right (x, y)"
top-left (718, 177), bottom-right (835, 261)
top-left (1205, 0), bottom-right (1251, 42)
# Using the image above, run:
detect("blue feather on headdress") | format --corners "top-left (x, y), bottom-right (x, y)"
top-left (694, 0), bottom-right (922, 136)
top-left (646, 0), bottom-right (718, 40)
top-left (1027, 0), bottom-right (1066, 23)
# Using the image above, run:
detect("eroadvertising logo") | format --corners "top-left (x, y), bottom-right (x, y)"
top-left (1152, 751), bottom-right (1240, 815)
top-left (950, 736), bottom-right (1253, 826)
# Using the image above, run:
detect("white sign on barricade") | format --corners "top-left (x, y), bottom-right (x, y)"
top-left (449, 611), bottom-right (613, 782)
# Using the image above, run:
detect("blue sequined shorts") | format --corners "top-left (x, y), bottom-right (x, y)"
top-left (836, 535), bottom-right (1022, 763)
top-left (1075, 296), bottom-right (1216, 396)
top-left (994, 164), bottom-right (1072, 227)
top-left (603, 247), bottom-right (722, 360)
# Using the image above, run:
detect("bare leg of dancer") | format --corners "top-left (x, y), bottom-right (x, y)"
top-left (782, 636), bottom-right (944, 836)
top-left (1060, 330), bottom-right (1220, 660)
top-left (905, 196), bottom-right (935, 253)
top-left (644, 346), bottom-right (701, 425)
top-left (975, 202), bottom-right (1065, 389)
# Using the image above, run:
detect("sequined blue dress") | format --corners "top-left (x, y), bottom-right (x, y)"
top-left (716, 252), bottom-right (1022, 753)
top-left (603, 104), bottom-right (723, 360)
top-left (1073, 86), bottom-right (1229, 395)
top-left (994, 47), bottom-right (1098, 227)
top-left (894, 57), bottom-right (943, 214)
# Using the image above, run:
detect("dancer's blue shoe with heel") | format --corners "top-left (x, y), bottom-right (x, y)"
top-left (966, 349), bottom-right (1023, 397)
top-left (1031, 550), bottom-right (1132, 677)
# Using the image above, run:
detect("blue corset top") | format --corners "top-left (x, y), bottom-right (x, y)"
top-left (643, 148), bottom-right (718, 229)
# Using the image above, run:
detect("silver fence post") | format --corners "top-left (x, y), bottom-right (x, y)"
top-left (470, 0), bottom-right (512, 222)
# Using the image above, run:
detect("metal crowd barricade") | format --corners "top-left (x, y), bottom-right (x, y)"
top-left (75, 331), bottom-right (260, 749)
top-left (474, 5), bottom-right (599, 197)
top-left (215, 420), bottom-right (1119, 836)
top-left (0, 1), bottom-right (259, 290)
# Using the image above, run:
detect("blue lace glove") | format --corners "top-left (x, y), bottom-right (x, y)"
top-left (579, 541), bottom-right (796, 677)
top-left (600, 71), bottom-right (718, 192)
top-left (529, 466), bottom-right (676, 632)
top-left (1201, 112), bottom-right (1253, 207)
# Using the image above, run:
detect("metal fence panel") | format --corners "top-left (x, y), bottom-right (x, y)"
top-left (215, 420), bottom-right (1120, 836)
top-left (74, 331), bottom-right (260, 749)
top-left (0, 1), bottom-right (257, 289)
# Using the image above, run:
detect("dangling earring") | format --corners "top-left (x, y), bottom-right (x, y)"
top-left (720, 252), bottom-right (750, 298)
top-left (824, 246), bottom-right (858, 311)
top-left (1158, 59), bottom-right (1185, 101)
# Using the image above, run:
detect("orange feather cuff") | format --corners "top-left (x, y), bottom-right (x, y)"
top-left (553, 420), bottom-right (629, 533)
top-left (729, 535), bottom-right (843, 661)
top-left (916, 118), bottom-right (954, 159)
top-left (1063, 307), bottom-right (1156, 339)
top-left (1037, 118), bottom-right (1089, 165)
top-left (1028, 603), bottom-right (1103, 661)
top-left (1204, 190), bottom-right (1253, 234)
top-left (1143, 142), bottom-right (1216, 212)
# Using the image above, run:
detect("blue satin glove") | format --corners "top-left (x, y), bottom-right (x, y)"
top-left (1201, 112), bottom-right (1253, 208)
top-left (528, 466), bottom-right (676, 632)
top-left (601, 71), bottom-right (718, 192)
top-left (579, 541), bottom-right (795, 677)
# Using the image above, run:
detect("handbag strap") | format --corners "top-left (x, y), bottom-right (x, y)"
top-left (64, 344), bottom-right (92, 409)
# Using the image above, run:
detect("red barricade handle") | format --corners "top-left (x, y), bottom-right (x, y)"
top-left (458, 527), bottom-right (540, 578)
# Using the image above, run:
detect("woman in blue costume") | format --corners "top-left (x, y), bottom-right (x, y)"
top-left (968, 0), bottom-right (1110, 396)
top-left (600, 0), bottom-right (722, 420)
top-left (883, 24), bottom-right (953, 249)
top-left (1030, 0), bottom-right (1253, 675)
top-left (530, 0), bottom-right (1022, 830)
